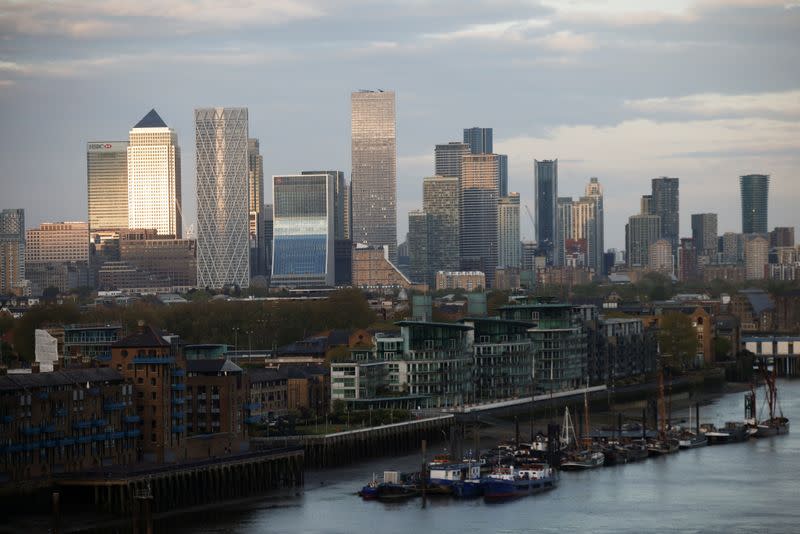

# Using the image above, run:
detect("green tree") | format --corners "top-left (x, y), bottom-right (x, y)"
top-left (658, 312), bottom-right (698, 371)
top-left (713, 336), bottom-right (733, 361)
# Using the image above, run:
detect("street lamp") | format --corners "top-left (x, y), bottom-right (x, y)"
top-left (232, 327), bottom-right (240, 353)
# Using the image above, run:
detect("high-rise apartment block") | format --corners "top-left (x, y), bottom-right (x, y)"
top-left (691, 213), bottom-right (718, 257)
top-left (407, 210), bottom-right (430, 285)
top-left (740, 174), bottom-right (769, 235)
top-left (195, 107), bottom-right (251, 289)
top-left (648, 239), bottom-right (673, 274)
top-left (722, 232), bottom-right (744, 264)
top-left (461, 154), bottom-right (499, 284)
top-left (745, 235), bottom-right (769, 280)
top-left (87, 141), bottom-right (128, 233)
top-left (351, 90), bottom-right (397, 260)
top-left (271, 174), bottom-right (335, 287)
top-left (248, 138), bottom-right (264, 216)
top-left (556, 197), bottom-right (574, 267)
top-left (583, 177), bottom-right (604, 274)
top-left (770, 227), bottom-right (795, 248)
top-left (0, 209), bottom-right (25, 294)
top-left (303, 171), bottom-right (346, 240)
top-left (463, 127), bottom-right (493, 154)
top-left (651, 177), bottom-right (679, 253)
top-left (434, 142), bottom-right (470, 179)
top-left (497, 154), bottom-right (509, 198)
top-left (498, 193), bottom-right (521, 269)
top-left (627, 214), bottom-right (661, 268)
top-left (423, 176), bottom-right (460, 277)
top-left (535, 159), bottom-right (558, 265)
top-left (127, 109), bottom-right (182, 237)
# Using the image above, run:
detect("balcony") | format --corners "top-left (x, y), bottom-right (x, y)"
top-left (111, 431), bottom-right (125, 439)
top-left (42, 424), bottom-right (57, 433)
top-left (60, 437), bottom-right (76, 446)
top-left (23, 442), bottom-right (41, 451)
top-left (21, 426), bottom-right (41, 436)
top-left (37, 391), bottom-right (49, 400)
top-left (172, 425), bottom-right (186, 433)
top-left (91, 419), bottom-right (108, 427)
top-left (44, 439), bottom-right (58, 448)
top-left (7, 443), bottom-right (24, 453)
top-left (124, 415), bottom-right (141, 424)
top-left (243, 402), bottom-right (261, 411)
top-left (103, 402), bottom-right (126, 412)
top-left (77, 435), bottom-right (92, 444)
top-left (87, 387), bottom-right (101, 396)
top-left (171, 383), bottom-right (186, 392)
top-left (73, 420), bottom-right (91, 430)
top-left (1, 415), bottom-right (13, 424)
top-left (171, 398), bottom-right (185, 406)
top-left (133, 356), bottom-right (175, 364)
top-left (172, 368), bottom-right (186, 377)
top-left (126, 429), bottom-right (142, 438)
top-left (244, 416), bottom-right (261, 424)
top-left (55, 408), bottom-right (67, 417)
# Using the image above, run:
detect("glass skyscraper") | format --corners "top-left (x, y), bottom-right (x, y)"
top-left (691, 213), bottom-right (718, 257)
top-left (460, 154), bottom-right (499, 284)
top-left (740, 174), bottom-right (769, 234)
top-left (0, 208), bottom-right (25, 294)
top-left (423, 176), bottom-right (460, 277)
top-left (351, 90), bottom-right (397, 260)
top-left (498, 193), bottom-right (521, 269)
top-left (652, 177), bottom-right (679, 253)
top-left (87, 141), bottom-right (128, 233)
top-left (195, 107), bottom-right (250, 289)
top-left (434, 142), bottom-right (470, 179)
top-left (535, 159), bottom-right (558, 265)
top-left (271, 174), bottom-right (335, 287)
top-left (463, 127), bottom-right (493, 155)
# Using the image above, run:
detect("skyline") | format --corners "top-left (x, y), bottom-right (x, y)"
top-left (1, 0), bottom-right (799, 249)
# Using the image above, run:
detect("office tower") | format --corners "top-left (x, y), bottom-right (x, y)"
top-left (25, 222), bottom-right (90, 295)
top-left (745, 235), bottom-right (769, 280)
top-left (407, 210), bottom-right (430, 285)
top-left (648, 239), bottom-right (673, 274)
top-left (521, 241), bottom-right (537, 271)
top-left (651, 177), bottom-right (679, 252)
top-left (497, 154), bottom-right (509, 197)
top-left (691, 213), bottom-right (718, 257)
top-left (721, 232), bottom-right (744, 264)
top-left (740, 174), bottom-right (769, 234)
top-left (556, 197), bottom-right (574, 267)
top-left (460, 154), bottom-right (499, 284)
top-left (498, 193), bottom-right (521, 269)
top-left (463, 127), bottom-right (493, 154)
top-left (127, 109), bottom-right (182, 237)
top-left (423, 176), bottom-right (460, 275)
top-left (195, 107), bottom-right (250, 289)
top-left (626, 213), bottom-right (661, 268)
top-left (435, 142), bottom-right (470, 179)
top-left (351, 90), bottom-right (397, 260)
top-left (678, 238), bottom-right (697, 281)
top-left (303, 171), bottom-right (346, 240)
top-left (583, 177), bottom-right (605, 274)
top-left (271, 174), bottom-right (335, 287)
top-left (342, 181), bottom-right (352, 240)
top-left (770, 227), bottom-right (795, 248)
top-left (263, 204), bottom-right (274, 280)
top-left (0, 208), bottom-right (25, 294)
top-left (535, 159), bottom-right (558, 265)
top-left (641, 195), bottom-right (653, 215)
top-left (87, 141), bottom-right (128, 233)
top-left (248, 138), bottom-right (264, 215)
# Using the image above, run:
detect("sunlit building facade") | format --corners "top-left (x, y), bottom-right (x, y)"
top-left (460, 154), bottom-right (499, 285)
top-left (87, 141), bottom-right (128, 233)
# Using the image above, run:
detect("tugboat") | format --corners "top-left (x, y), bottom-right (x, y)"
top-left (359, 471), bottom-right (421, 501)
top-left (428, 460), bottom-right (482, 495)
top-left (481, 463), bottom-right (557, 501)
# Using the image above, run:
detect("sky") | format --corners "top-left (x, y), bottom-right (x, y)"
top-left (1, 0), bottom-right (799, 250)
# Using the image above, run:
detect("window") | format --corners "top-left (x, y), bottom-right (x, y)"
top-left (150, 378), bottom-right (156, 386)
top-left (151, 392), bottom-right (157, 400)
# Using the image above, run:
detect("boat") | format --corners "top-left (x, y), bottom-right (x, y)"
top-left (452, 476), bottom-right (483, 498)
top-left (647, 438), bottom-right (679, 456)
top-left (749, 361), bottom-right (790, 438)
top-left (601, 442), bottom-right (628, 466)
top-left (704, 422), bottom-right (750, 445)
top-left (481, 463), bottom-right (557, 501)
top-left (560, 450), bottom-right (605, 470)
top-left (359, 475), bottom-right (380, 500)
top-left (376, 483), bottom-right (420, 501)
top-left (623, 441), bottom-right (649, 462)
top-left (678, 403), bottom-right (708, 449)
top-left (360, 471), bottom-right (421, 501)
top-left (427, 461), bottom-right (482, 495)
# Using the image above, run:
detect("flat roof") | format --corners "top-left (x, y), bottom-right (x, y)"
top-left (395, 321), bottom-right (474, 330)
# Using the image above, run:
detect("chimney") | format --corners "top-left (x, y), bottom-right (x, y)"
top-left (31, 362), bottom-right (40, 374)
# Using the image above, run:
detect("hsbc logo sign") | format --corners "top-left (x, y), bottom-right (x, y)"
top-left (88, 142), bottom-right (121, 151)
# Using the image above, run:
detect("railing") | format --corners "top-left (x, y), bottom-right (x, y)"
top-left (171, 384), bottom-right (186, 391)
top-left (104, 402), bottom-right (126, 411)
top-left (21, 426), bottom-right (41, 436)
top-left (124, 415), bottom-right (141, 424)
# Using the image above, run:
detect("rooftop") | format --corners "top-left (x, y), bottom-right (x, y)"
top-left (113, 325), bottom-right (171, 348)
top-left (133, 109), bottom-right (167, 129)
top-left (186, 359), bottom-right (243, 375)
top-left (0, 368), bottom-right (124, 392)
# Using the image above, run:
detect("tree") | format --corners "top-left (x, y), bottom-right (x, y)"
top-left (658, 312), bottom-right (698, 371)
top-left (713, 336), bottom-right (733, 361)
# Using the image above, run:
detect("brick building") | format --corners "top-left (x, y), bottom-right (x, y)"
top-left (185, 359), bottom-right (247, 441)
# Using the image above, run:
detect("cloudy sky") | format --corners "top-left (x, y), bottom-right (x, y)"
top-left (1, 0), bottom-right (799, 249)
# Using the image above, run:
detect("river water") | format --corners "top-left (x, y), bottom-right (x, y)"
top-left (158, 380), bottom-right (800, 534)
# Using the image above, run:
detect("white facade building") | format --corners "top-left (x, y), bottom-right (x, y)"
top-left (127, 109), bottom-right (182, 237)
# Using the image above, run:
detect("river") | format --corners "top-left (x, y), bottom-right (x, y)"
top-left (151, 380), bottom-right (799, 533)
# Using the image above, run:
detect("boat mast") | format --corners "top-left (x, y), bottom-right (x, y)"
top-left (583, 388), bottom-right (591, 448)
top-left (657, 362), bottom-right (667, 441)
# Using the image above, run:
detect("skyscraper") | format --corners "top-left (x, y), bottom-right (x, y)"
top-left (648, 239), bottom-right (673, 274)
top-left (247, 138), bottom-right (264, 216)
top-left (651, 177), bottom-right (679, 252)
top-left (271, 174), bottom-right (335, 287)
top-left (195, 107), bottom-right (250, 289)
top-left (556, 197), bottom-right (573, 267)
top-left (498, 193), bottom-right (521, 269)
top-left (87, 141), bottom-right (128, 233)
top-left (497, 154), bottom-right (509, 197)
top-left (407, 210), bottom-right (430, 285)
top-left (584, 177), bottom-right (605, 274)
top-left (127, 109), bottom-right (182, 237)
top-left (691, 213), bottom-right (718, 257)
top-left (626, 213), bottom-right (661, 268)
top-left (461, 154), bottom-right (499, 284)
top-left (534, 159), bottom-right (558, 265)
top-left (740, 174), bottom-right (769, 234)
top-left (641, 195), bottom-right (653, 215)
top-left (463, 127), bottom-right (493, 154)
top-left (0, 209), bottom-right (25, 294)
top-left (745, 235), bottom-right (769, 280)
top-left (434, 142), bottom-right (470, 179)
top-left (423, 176), bottom-right (460, 276)
top-left (351, 90), bottom-right (397, 260)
